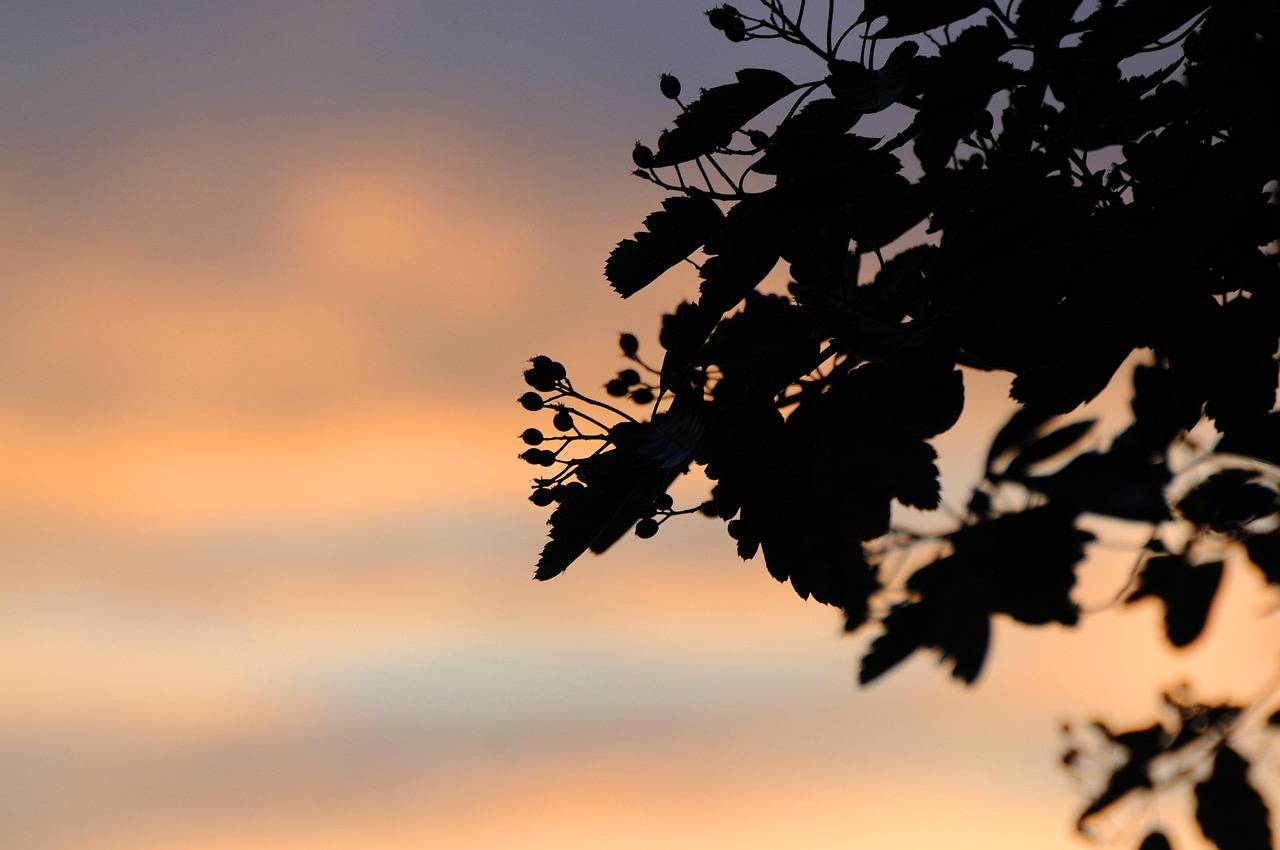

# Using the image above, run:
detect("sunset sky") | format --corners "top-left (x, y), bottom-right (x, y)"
top-left (2, 3), bottom-right (1277, 849)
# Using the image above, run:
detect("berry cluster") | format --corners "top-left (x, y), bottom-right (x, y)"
top-left (517, 335), bottom-right (708, 541)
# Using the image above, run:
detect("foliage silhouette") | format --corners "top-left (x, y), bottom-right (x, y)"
top-left (519, 2), bottom-right (1279, 847)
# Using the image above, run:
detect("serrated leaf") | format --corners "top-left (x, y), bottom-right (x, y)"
top-left (860, 592), bottom-right (990, 686)
top-left (826, 42), bottom-right (919, 112)
top-left (605, 193), bottom-right (725, 297)
top-left (650, 68), bottom-right (797, 167)
top-left (1194, 747), bottom-right (1273, 850)
top-left (533, 449), bottom-right (667, 580)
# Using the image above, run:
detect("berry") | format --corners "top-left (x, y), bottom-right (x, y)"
top-left (605, 379), bottom-right (629, 397)
top-left (524, 356), bottom-right (565, 391)
top-left (659, 73), bottom-right (681, 100)
top-left (553, 410), bottom-right (574, 432)
top-left (632, 142), bottom-right (655, 169)
top-left (618, 368), bottom-right (640, 386)
top-left (706, 5), bottom-right (747, 41)
top-left (519, 392), bottom-right (544, 411)
top-left (530, 488), bottom-right (555, 507)
top-left (619, 333), bottom-right (639, 356)
top-left (635, 518), bottom-right (660, 539)
top-left (654, 494), bottom-right (674, 511)
top-left (521, 428), bottom-right (544, 446)
top-left (747, 129), bottom-right (770, 149)
top-left (631, 387), bottom-right (654, 405)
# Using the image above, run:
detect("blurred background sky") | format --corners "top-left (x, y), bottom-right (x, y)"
top-left (1, 2), bottom-right (1277, 848)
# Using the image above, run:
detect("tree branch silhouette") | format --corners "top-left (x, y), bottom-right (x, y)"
top-left (519, 2), bottom-right (1280, 847)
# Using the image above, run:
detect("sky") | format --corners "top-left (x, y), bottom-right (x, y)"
top-left (1, 3), bottom-right (1277, 849)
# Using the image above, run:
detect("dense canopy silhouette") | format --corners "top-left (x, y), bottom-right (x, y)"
top-left (518, 2), bottom-right (1279, 847)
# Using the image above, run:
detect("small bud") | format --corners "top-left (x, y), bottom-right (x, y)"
top-left (619, 333), bottom-right (639, 356)
top-left (659, 73), bottom-right (681, 100)
top-left (523, 355), bottom-right (565, 392)
top-left (632, 142), bottom-right (655, 169)
top-left (519, 392), bottom-right (544, 411)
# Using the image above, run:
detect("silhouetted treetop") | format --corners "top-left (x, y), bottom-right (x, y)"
top-left (518, 2), bottom-right (1279, 846)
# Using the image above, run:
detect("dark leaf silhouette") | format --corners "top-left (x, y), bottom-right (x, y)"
top-left (606, 193), bottom-right (725, 297)
top-left (1175, 470), bottom-right (1277, 532)
top-left (999, 419), bottom-right (1096, 481)
top-left (1024, 449), bottom-right (1172, 524)
top-left (1194, 747), bottom-right (1273, 850)
top-left (520, 2), bottom-right (1280, 843)
top-left (986, 406), bottom-right (1058, 473)
top-left (650, 68), bottom-right (797, 167)
top-left (1126, 554), bottom-right (1223, 648)
top-left (826, 42), bottom-right (919, 112)
top-left (1077, 721), bottom-right (1166, 828)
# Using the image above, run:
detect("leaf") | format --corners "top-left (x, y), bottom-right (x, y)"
top-left (1195, 747), bottom-right (1273, 850)
top-left (986, 406), bottom-right (1057, 473)
top-left (1176, 470), bottom-right (1278, 532)
top-left (826, 42), bottom-right (919, 112)
top-left (856, 0), bottom-right (985, 37)
top-left (859, 596), bottom-right (990, 685)
top-left (947, 506), bottom-right (1093, 626)
top-left (1025, 450), bottom-right (1172, 523)
top-left (1000, 419), bottom-right (1096, 481)
top-left (1126, 555), bottom-right (1223, 649)
top-left (1077, 759), bottom-right (1151, 828)
top-left (534, 449), bottom-right (668, 580)
top-left (650, 68), bottom-right (797, 167)
top-left (605, 193), bottom-right (725, 297)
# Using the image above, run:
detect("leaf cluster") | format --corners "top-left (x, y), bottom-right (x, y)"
top-left (518, 0), bottom-right (1279, 843)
